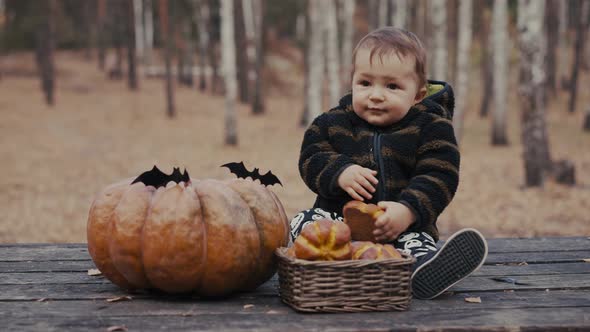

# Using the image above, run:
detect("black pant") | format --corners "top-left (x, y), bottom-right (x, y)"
top-left (290, 208), bottom-right (438, 268)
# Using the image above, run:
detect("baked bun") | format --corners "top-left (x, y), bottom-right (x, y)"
top-left (342, 201), bottom-right (384, 241)
top-left (350, 241), bottom-right (402, 260)
top-left (293, 219), bottom-right (352, 261)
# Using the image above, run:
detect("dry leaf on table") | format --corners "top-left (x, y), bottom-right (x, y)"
top-left (106, 296), bottom-right (132, 303)
top-left (582, 259), bottom-right (590, 263)
top-left (243, 304), bottom-right (255, 309)
top-left (464, 297), bottom-right (482, 303)
top-left (87, 269), bottom-right (102, 276)
top-left (107, 326), bottom-right (128, 332)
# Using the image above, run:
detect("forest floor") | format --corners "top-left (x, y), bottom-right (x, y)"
top-left (1, 49), bottom-right (590, 243)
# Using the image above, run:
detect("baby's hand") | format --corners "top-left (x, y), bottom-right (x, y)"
top-left (337, 165), bottom-right (378, 201)
top-left (373, 201), bottom-right (416, 242)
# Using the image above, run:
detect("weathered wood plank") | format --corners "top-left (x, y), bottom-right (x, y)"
top-left (1, 237), bottom-right (588, 261)
top-left (2, 307), bottom-right (589, 332)
top-left (0, 260), bottom-right (95, 273)
top-left (485, 251), bottom-right (590, 264)
top-left (450, 274), bottom-right (590, 292)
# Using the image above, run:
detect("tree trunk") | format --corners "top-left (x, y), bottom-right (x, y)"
top-left (159, 0), bottom-right (175, 117)
top-left (430, 0), bottom-right (447, 80)
top-left (518, 0), bottom-right (551, 187)
top-left (208, 0), bottom-right (221, 95)
top-left (557, 0), bottom-right (567, 90)
top-left (453, 0), bottom-right (472, 145)
top-left (84, 0), bottom-right (94, 60)
top-left (109, 0), bottom-right (126, 80)
top-left (479, 1), bottom-right (493, 118)
top-left (35, 0), bottom-right (57, 106)
top-left (568, 0), bottom-right (589, 113)
top-left (584, 106), bottom-right (590, 131)
top-left (143, 0), bottom-right (154, 65)
top-left (195, 0), bottom-right (210, 92)
top-left (491, 0), bottom-right (508, 145)
top-left (368, 0), bottom-right (379, 31)
top-left (127, 0), bottom-right (138, 90)
top-left (242, 0), bottom-right (257, 105)
top-left (391, 0), bottom-right (408, 29)
top-left (234, 0), bottom-right (249, 103)
top-left (300, 3), bottom-right (311, 127)
top-left (379, 0), bottom-right (388, 27)
top-left (339, 0), bottom-right (355, 93)
top-left (221, 0), bottom-right (238, 145)
top-left (325, 0), bottom-right (340, 106)
top-left (133, 0), bottom-right (144, 61)
top-left (545, 0), bottom-right (558, 97)
top-left (306, 0), bottom-right (325, 124)
top-left (251, 0), bottom-right (265, 114)
top-left (97, 0), bottom-right (107, 71)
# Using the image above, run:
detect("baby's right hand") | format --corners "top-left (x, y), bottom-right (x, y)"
top-left (337, 165), bottom-right (379, 201)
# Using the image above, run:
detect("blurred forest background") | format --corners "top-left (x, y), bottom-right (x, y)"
top-left (0, 0), bottom-right (589, 243)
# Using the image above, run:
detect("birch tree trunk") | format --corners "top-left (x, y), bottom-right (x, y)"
top-left (518, 0), bottom-right (550, 187)
top-left (325, 0), bottom-right (340, 106)
top-left (557, 0), bottom-right (567, 89)
top-left (491, 0), bottom-right (508, 145)
top-left (127, 0), bottom-right (138, 90)
top-left (379, 0), bottom-right (388, 27)
top-left (133, 0), bottom-right (144, 61)
top-left (221, 0), bottom-right (237, 145)
top-left (453, 0), bottom-right (472, 145)
top-left (251, 0), bottom-right (265, 114)
top-left (182, 18), bottom-right (194, 86)
top-left (339, 0), bottom-right (355, 93)
top-left (159, 0), bottom-right (175, 117)
top-left (479, 1), bottom-right (493, 118)
top-left (368, 0), bottom-right (379, 31)
top-left (195, 0), bottom-right (210, 91)
top-left (568, 0), bottom-right (589, 113)
top-left (234, 1), bottom-right (248, 103)
top-left (242, 0), bottom-right (257, 104)
top-left (306, 0), bottom-right (325, 124)
top-left (143, 0), bottom-right (154, 65)
top-left (430, 0), bottom-right (447, 80)
top-left (391, 0), bottom-right (407, 29)
top-left (545, 0), bottom-right (558, 96)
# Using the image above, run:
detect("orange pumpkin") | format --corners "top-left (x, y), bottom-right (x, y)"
top-left (350, 241), bottom-right (402, 260)
top-left (87, 167), bottom-right (289, 296)
top-left (293, 219), bottom-right (352, 261)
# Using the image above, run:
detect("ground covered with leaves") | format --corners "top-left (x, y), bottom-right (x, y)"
top-left (1, 51), bottom-right (589, 242)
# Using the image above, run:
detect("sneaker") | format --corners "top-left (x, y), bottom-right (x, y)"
top-left (411, 228), bottom-right (488, 299)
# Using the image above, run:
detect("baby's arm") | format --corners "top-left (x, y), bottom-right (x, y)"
top-left (397, 118), bottom-right (460, 231)
top-left (299, 114), bottom-right (357, 199)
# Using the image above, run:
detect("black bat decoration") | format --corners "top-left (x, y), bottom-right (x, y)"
top-left (221, 162), bottom-right (282, 187)
top-left (131, 166), bottom-right (190, 188)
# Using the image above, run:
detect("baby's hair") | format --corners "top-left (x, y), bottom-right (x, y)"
top-left (352, 27), bottom-right (427, 89)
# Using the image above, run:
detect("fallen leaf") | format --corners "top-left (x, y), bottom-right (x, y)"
top-left (36, 298), bottom-right (48, 302)
top-left (517, 262), bottom-right (528, 266)
top-left (88, 269), bottom-right (102, 276)
top-left (243, 304), bottom-right (255, 309)
top-left (266, 310), bottom-right (281, 314)
top-left (464, 297), bottom-right (482, 303)
top-left (107, 326), bottom-right (128, 332)
top-left (582, 259), bottom-right (590, 263)
top-left (106, 296), bottom-right (132, 303)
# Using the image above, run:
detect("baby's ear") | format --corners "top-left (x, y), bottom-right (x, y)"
top-left (414, 86), bottom-right (427, 103)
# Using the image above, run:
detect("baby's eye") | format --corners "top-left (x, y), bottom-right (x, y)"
top-left (387, 83), bottom-right (399, 90)
top-left (359, 80), bottom-right (371, 87)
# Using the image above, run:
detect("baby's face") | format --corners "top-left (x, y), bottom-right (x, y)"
top-left (351, 48), bottom-right (426, 127)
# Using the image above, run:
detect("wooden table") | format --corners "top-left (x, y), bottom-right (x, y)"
top-left (1, 237), bottom-right (589, 331)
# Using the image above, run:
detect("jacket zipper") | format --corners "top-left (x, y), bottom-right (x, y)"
top-left (373, 132), bottom-right (385, 202)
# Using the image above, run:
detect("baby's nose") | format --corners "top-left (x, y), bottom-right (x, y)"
top-left (369, 88), bottom-right (385, 101)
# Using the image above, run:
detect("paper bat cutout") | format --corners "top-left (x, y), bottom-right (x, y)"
top-left (221, 162), bottom-right (283, 187)
top-left (131, 166), bottom-right (190, 188)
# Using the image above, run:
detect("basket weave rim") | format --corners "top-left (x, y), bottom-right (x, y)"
top-left (275, 247), bottom-right (416, 267)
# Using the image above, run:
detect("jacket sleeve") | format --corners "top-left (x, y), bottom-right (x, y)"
top-left (298, 114), bottom-right (355, 199)
top-left (398, 117), bottom-right (460, 230)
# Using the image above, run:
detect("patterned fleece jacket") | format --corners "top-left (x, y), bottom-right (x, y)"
top-left (298, 80), bottom-right (459, 241)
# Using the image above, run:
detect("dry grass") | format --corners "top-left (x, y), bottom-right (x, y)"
top-left (1, 50), bottom-right (589, 243)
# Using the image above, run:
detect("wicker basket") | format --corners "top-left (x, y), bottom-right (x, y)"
top-left (275, 247), bottom-right (416, 313)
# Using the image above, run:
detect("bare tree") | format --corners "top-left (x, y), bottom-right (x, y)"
top-left (143, 0), bottom-right (154, 65)
top-left (127, 0), bottom-right (138, 90)
top-left (430, 0), bottom-right (447, 80)
top-left (221, 0), bottom-right (237, 145)
top-left (545, 0), bottom-right (559, 96)
top-left (325, 0), bottom-right (340, 106)
top-left (491, 0), bottom-right (508, 145)
top-left (306, 0), bottom-right (325, 125)
top-left (368, 0), bottom-right (379, 31)
top-left (242, 0), bottom-right (257, 104)
top-left (391, 0), bottom-right (408, 29)
top-left (379, 0), bottom-right (388, 27)
top-left (557, 0), bottom-right (567, 89)
top-left (35, 0), bottom-right (57, 106)
top-left (518, 0), bottom-right (550, 186)
top-left (568, 0), bottom-right (590, 113)
top-left (133, 0), bottom-right (144, 61)
top-left (453, 0), bottom-right (473, 144)
top-left (339, 0), bottom-right (355, 93)
top-left (584, 106), bottom-right (590, 131)
top-left (97, 0), bottom-right (107, 71)
top-left (195, 0), bottom-right (210, 91)
top-left (251, 0), bottom-right (265, 114)
top-left (478, 1), bottom-right (493, 118)
top-left (159, 0), bottom-right (175, 117)
top-left (234, 0), bottom-right (248, 102)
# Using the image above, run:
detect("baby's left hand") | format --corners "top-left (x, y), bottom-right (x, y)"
top-left (373, 201), bottom-right (416, 242)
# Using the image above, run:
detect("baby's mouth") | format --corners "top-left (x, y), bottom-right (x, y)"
top-left (367, 107), bottom-right (385, 112)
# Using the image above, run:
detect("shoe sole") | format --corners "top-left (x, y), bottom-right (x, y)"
top-left (411, 228), bottom-right (488, 300)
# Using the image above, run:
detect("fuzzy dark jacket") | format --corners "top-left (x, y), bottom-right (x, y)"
top-left (298, 80), bottom-right (459, 241)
